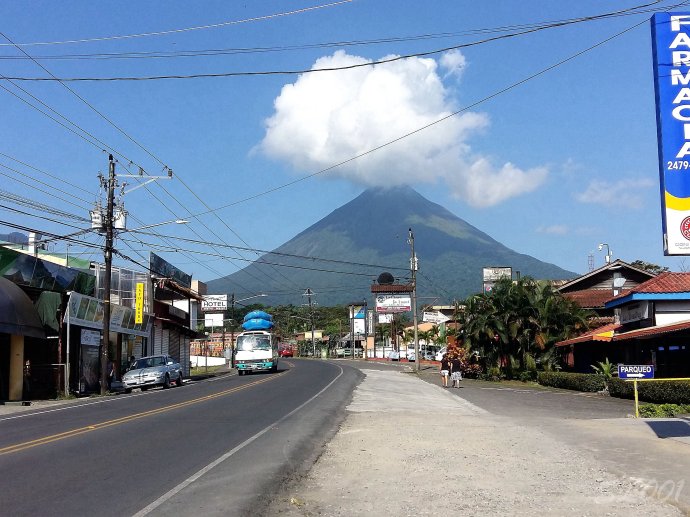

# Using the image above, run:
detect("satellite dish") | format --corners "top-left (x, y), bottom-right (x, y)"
top-left (377, 272), bottom-right (395, 285)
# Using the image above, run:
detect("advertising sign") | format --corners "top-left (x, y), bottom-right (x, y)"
top-left (150, 252), bottom-right (192, 288)
top-left (201, 294), bottom-right (228, 312)
top-left (135, 282), bottom-right (144, 324)
top-left (618, 364), bottom-right (655, 379)
top-left (204, 312), bottom-right (224, 328)
top-left (652, 13), bottom-right (690, 254)
top-left (423, 311), bottom-right (450, 324)
top-left (375, 294), bottom-right (411, 313)
top-left (620, 301), bottom-right (650, 324)
top-left (482, 267), bottom-right (512, 282)
top-left (67, 292), bottom-right (151, 338)
top-left (379, 314), bottom-right (393, 324)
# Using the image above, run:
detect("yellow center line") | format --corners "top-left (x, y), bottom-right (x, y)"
top-left (0, 369), bottom-right (288, 456)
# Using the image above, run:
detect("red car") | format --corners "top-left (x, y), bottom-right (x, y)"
top-left (279, 345), bottom-right (294, 357)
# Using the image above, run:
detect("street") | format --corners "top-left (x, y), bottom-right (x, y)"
top-left (0, 359), bottom-right (362, 517)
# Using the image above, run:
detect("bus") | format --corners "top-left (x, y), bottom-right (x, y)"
top-left (235, 330), bottom-right (279, 375)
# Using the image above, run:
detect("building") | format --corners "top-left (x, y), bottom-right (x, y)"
top-left (557, 272), bottom-right (690, 378)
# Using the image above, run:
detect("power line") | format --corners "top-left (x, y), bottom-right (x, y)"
top-left (125, 229), bottom-right (409, 270)
top-left (0, 1), bottom-right (353, 47)
top-left (0, 0), bottom-right (671, 82)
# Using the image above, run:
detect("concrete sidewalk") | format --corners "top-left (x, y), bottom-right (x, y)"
top-left (268, 367), bottom-right (687, 516)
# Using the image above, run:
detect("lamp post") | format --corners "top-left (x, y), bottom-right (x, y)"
top-left (598, 243), bottom-right (612, 264)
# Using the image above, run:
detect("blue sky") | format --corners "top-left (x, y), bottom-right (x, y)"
top-left (0, 1), bottom-right (685, 298)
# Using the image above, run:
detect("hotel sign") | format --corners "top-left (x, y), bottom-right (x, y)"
top-left (652, 13), bottom-right (690, 254)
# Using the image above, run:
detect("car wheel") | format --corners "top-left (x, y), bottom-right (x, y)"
top-left (238, 370), bottom-right (244, 376)
top-left (163, 374), bottom-right (171, 389)
top-left (271, 363), bottom-right (278, 373)
top-left (176, 373), bottom-right (183, 387)
top-left (124, 388), bottom-right (132, 394)
top-left (141, 386), bottom-right (150, 391)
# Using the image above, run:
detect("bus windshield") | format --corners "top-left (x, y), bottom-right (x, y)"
top-left (237, 336), bottom-right (271, 351)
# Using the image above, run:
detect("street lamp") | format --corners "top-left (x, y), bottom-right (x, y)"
top-left (124, 219), bottom-right (189, 233)
top-left (598, 243), bottom-right (612, 264)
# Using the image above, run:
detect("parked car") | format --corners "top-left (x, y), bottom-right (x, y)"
top-left (388, 351), bottom-right (400, 361)
top-left (435, 347), bottom-right (448, 361)
top-left (279, 345), bottom-right (294, 357)
top-left (122, 354), bottom-right (183, 394)
top-left (407, 352), bottom-right (416, 362)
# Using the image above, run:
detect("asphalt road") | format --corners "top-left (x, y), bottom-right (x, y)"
top-left (0, 359), bottom-right (362, 517)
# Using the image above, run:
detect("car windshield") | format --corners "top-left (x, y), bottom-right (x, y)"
top-left (237, 336), bottom-right (271, 351)
top-left (131, 357), bottom-right (165, 369)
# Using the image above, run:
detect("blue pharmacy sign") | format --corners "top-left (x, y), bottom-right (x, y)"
top-left (618, 364), bottom-right (655, 380)
top-left (652, 13), bottom-right (690, 255)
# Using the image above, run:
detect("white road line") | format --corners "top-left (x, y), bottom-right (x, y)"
top-left (132, 363), bottom-right (345, 517)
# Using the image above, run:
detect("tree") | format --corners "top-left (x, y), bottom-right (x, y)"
top-left (630, 260), bottom-right (669, 275)
top-left (459, 277), bottom-right (592, 374)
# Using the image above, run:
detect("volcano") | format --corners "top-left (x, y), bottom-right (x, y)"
top-left (207, 186), bottom-right (575, 306)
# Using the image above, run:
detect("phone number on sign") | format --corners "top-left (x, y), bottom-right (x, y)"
top-left (667, 160), bottom-right (690, 170)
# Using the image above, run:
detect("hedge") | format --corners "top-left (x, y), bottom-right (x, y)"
top-left (608, 378), bottom-right (690, 404)
top-left (537, 372), bottom-right (690, 404)
top-left (537, 372), bottom-right (605, 392)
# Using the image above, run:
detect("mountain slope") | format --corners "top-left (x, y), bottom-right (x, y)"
top-left (207, 186), bottom-right (576, 306)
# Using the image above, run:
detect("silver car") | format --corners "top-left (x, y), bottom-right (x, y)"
top-left (122, 354), bottom-right (183, 394)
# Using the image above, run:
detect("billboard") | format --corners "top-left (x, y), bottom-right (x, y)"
top-left (652, 13), bottom-right (690, 254)
top-left (482, 267), bottom-right (512, 282)
top-left (150, 252), bottom-right (192, 288)
top-left (375, 294), bottom-right (411, 313)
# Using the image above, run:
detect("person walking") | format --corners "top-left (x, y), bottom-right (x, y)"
top-left (440, 354), bottom-right (450, 388)
top-left (451, 355), bottom-right (462, 388)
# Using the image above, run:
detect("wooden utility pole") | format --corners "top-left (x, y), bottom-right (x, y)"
top-left (101, 155), bottom-right (116, 394)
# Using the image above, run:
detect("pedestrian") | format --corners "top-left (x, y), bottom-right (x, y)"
top-left (107, 359), bottom-right (115, 391)
top-left (451, 355), bottom-right (462, 388)
top-left (440, 354), bottom-right (450, 388)
top-left (22, 359), bottom-right (31, 403)
top-left (128, 355), bottom-right (136, 371)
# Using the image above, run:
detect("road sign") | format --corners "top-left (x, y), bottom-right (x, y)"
top-left (618, 364), bottom-right (655, 380)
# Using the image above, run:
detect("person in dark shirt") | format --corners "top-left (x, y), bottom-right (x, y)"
top-left (451, 356), bottom-right (462, 388)
top-left (440, 354), bottom-right (450, 388)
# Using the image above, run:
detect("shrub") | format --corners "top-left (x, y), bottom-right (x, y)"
top-left (519, 370), bottom-right (537, 382)
top-left (608, 378), bottom-right (690, 404)
top-left (479, 367), bottom-right (502, 382)
top-left (639, 403), bottom-right (690, 418)
top-left (525, 353), bottom-right (537, 372)
top-left (537, 371), bottom-right (605, 392)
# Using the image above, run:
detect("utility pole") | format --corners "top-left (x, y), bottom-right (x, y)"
top-left (230, 293), bottom-right (236, 368)
top-left (408, 228), bottom-right (420, 372)
top-left (100, 155), bottom-right (116, 395)
top-left (303, 288), bottom-right (316, 357)
top-left (363, 298), bottom-right (368, 361)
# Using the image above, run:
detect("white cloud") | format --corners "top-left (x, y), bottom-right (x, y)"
top-left (575, 178), bottom-right (655, 209)
top-left (258, 50), bottom-right (548, 208)
top-left (537, 224), bottom-right (568, 235)
top-left (440, 49), bottom-right (467, 79)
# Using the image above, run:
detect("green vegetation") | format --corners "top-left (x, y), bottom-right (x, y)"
top-left (459, 277), bottom-right (591, 378)
top-left (639, 403), bottom-right (690, 418)
top-left (537, 371), bottom-right (606, 392)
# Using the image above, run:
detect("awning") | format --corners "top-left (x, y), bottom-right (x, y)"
top-left (0, 277), bottom-right (46, 339)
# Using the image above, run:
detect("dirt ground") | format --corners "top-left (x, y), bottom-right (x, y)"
top-left (267, 368), bottom-right (684, 517)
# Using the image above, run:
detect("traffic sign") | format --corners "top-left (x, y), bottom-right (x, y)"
top-left (618, 364), bottom-right (655, 380)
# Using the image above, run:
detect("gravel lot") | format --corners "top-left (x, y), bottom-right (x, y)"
top-left (267, 368), bottom-right (684, 516)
